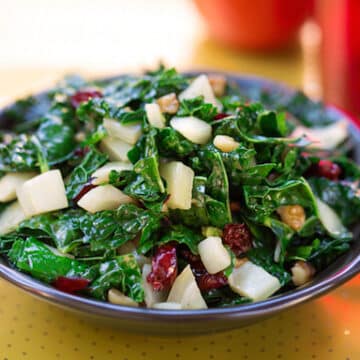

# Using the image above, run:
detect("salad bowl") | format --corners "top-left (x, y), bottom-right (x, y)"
top-left (0, 71), bottom-right (359, 335)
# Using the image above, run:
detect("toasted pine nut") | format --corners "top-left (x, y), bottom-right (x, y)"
top-left (156, 93), bottom-right (179, 114)
top-left (213, 135), bottom-right (240, 152)
top-left (291, 261), bottom-right (315, 286)
top-left (277, 205), bottom-right (306, 231)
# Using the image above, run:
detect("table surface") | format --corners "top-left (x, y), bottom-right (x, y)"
top-left (0, 1), bottom-right (358, 359)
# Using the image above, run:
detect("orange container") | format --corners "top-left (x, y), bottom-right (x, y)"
top-left (194, 0), bottom-right (314, 51)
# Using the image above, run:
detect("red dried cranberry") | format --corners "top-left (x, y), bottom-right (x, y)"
top-left (214, 113), bottom-right (229, 120)
top-left (70, 90), bottom-right (102, 108)
top-left (179, 250), bottom-right (227, 291)
top-left (223, 223), bottom-right (252, 256)
top-left (197, 272), bottom-right (228, 291)
top-left (313, 160), bottom-right (342, 181)
top-left (53, 277), bottom-right (90, 294)
top-left (74, 146), bottom-right (90, 158)
top-left (191, 261), bottom-right (227, 291)
top-left (147, 244), bottom-right (178, 291)
top-left (179, 248), bottom-right (201, 264)
top-left (73, 183), bottom-right (97, 203)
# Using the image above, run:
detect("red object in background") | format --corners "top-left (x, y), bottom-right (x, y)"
top-left (317, 0), bottom-right (360, 116)
top-left (194, 0), bottom-right (314, 51)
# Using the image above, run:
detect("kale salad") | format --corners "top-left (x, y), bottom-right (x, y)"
top-left (0, 66), bottom-right (359, 310)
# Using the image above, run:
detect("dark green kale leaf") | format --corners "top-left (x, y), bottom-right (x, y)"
top-left (297, 216), bottom-right (324, 238)
top-left (0, 94), bottom-right (52, 132)
top-left (0, 135), bottom-right (39, 171)
top-left (233, 163), bottom-right (276, 186)
top-left (257, 110), bottom-right (288, 137)
top-left (82, 204), bottom-right (157, 252)
top-left (75, 97), bottom-right (108, 124)
top-left (220, 143), bottom-right (256, 174)
top-left (286, 238), bottom-right (321, 261)
top-left (0, 233), bottom-right (22, 255)
top-left (192, 150), bottom-right (232, 227)
top-left (243, 178), bottom-right (316, 220)
top-left (124, 156), bottom-right (165, 202)
top-left (203, 286), bottom-right (251, 308)
top-left (186, 149), bottom-right (233, 228)
top-left (263, 217), bottom-right (294, 264)
top-left (170, 176), bottom-right (209, 228)
top-left (90, 254), bottom-right (144, 302)
top-left (308, 177), bottom-right (360, 227)
top-left (108, 169), bottom-right (136, 188)
top-left (17, 204), bottom-right (161, 258)
top-left (66, 147), bottom-right (108, 201)
top-left (124, 131), bottom-right (165, 204)
top-left (8, 237), bottom-right (92, 283)
top-left (255, 143), bottom-right (310, 185)
top-left (282, 91), bottom-right (335, 128)
top-left (206, 152), bottom-right (232, 223)
top-left (157, 225), bottom-right (202, 254)
top-left (177, 96), bottom-right (218, 122)
top-left (307, 237), bottom-right (351, 270)
top-left (18, 210), bottom-right (84, 253)
top-left (144, 66), bottom-right (189, 99)
top-left (214, 114), bottom-right (306, 146)
top-left (236, 103), bottom-right (264, 133)
top-left (98, 66), bottom-right (188, 110)
top-left (81, 124), bottom-right (107, 146)
top-left (36, 116), bottom-right (76, 165)
top-left (0, 107), bottom-right (76, 172)
top-left (156, 127), bottom-right (197, 158)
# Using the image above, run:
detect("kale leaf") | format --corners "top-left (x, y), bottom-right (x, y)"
top-left (90, 254), bottom-right (144, 302)
top-left (66, 147), bottom-right (108, 201)
top-left (308, 177), bottom-right (360, 227)
top-left (8, 237), bottom-right (92, 283)
top-left (177, 96), bottom-right (218, 122)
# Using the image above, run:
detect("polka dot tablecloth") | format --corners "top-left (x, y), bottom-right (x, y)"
top-left (0, 276), bottom-right (358, 359)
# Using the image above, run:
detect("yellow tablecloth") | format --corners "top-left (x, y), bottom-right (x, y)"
top-left (0, 1), bottom-right (358, 359)
top-left (0, 278), bottom-right (358, 359)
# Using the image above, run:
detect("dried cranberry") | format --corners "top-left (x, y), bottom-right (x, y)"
top-left (197, 272), bottom-right (228, 291)
top-left (223, 223), bottom-right (252, 256)
top-left (53, 277), bottom-right (90, 294)
top-left (70, 90), bottom-right (102, 108)
top-left (214, 113), bottom-right (229, 120)
top-left (179, 248), bottom-right (201, 264)
top-left (73, 183), bottom-right (97, 203)
top-left (147, 244), bottom-right (177, 291)
top-left (191, 261), bottom-right (227, 291)
top-left (179, 249), bottom-right (227, 291)
top-left (74, 146), bottom-right (90, 158)
top-left (310, 160), bottom-right (342, 181)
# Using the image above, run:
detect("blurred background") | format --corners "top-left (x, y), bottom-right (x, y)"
top-left (1, 0), bottom-right (358, 117)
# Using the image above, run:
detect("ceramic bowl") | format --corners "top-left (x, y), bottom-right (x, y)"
top-left (0, 73), bottom-right (359, 335)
